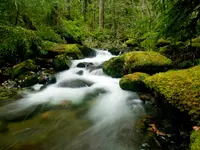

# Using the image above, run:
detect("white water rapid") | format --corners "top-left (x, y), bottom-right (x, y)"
top-left (1, 49), bottom-right (145, 150)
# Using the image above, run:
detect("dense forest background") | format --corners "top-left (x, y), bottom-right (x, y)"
top-left (1, 0), bottom-right (200, 66)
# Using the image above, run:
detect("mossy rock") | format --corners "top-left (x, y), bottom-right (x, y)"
top-left (10, 59), bottom-right (39, 79)
top-left (77, 45), bottom-right (96, 57)
top-left (103, 51), bottom-right (172, 78)
top-left (143, 65), bottom-right (200, 120)
top-left (41, 41), bottom-right (84, 59)
top-left (156, 38), bottom-right (171, 48)
top-left (53, 54), bottom-right (71, 71)
top-left (17, 71), bottom-right (38, 87)
top-left (190, 130), bottom-right (200, 150)
top-left (103, 55), bottom-right (125, 78)
top-left (0, 86), bottom-right (19, 101)
top-left (120, 72), bottom-right (150, 92)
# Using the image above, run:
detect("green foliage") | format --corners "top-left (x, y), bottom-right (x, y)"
top-left (190, 130), bottom-right (200, 150)
top-left (141, 32), bottom-right (159, 50)
top-left (120, 72), bottom-right (150, 92)
top-left (35, 28), bottom-right (64, 43)
top-left (0, 25), bottom-right (38, 57)
top-left (177, 60), bottom-right (193, 69)
top-left (55, 20), bottom-right (85, 44)
top-left (156, 0), bottom-right (200, 41)
top-left (143, 65), bottom-right (200, 120)
top-left (156, 38), bottom-right (171, 48)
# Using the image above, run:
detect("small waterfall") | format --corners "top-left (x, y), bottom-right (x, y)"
top-left (0, 49), bottom-right (145, 150)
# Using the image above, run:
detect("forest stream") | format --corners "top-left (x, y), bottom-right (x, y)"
top-left (0, 50), bottom-right (191, 150)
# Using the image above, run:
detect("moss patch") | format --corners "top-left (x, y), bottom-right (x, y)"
top-left (53, 54), bottom-right (71, 71)
top-left (0, 86), bottom-right (19, 102)
top-left (103, 55), bottom-right (125, 78)
top-left (103, 51), bottom-right (172, 78)
top-left (10, 59), bottom-right (39, 79)
top-left (190, 130), bottom-right (200, 150)
top-left (143, 65), bottom-right (200, 120)
top-left (120, 72), bottom-right (150, 92)
top-left (41, 41), bottom-right (84, 59)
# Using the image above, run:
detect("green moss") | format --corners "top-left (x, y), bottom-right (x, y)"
top-left (10, 59), bottom-right (39, 79)
top-left (0, 86), bottom-right (19, 101)
top-left (156, 38), bottom-right (171, 48)
top-left (103, 51), bottom-right (172, 78)
top-left (190, 130), bottom-right (200, 150)
top-left (125, 38), bottom-right (139, 48)
top-left (103, 55), bottom-right (125, 78)
top-left (41, 41), bottom-right (83, 59)
top-left (53, 54), bottom-right (71, 71)
top-left (35, 28), bottom-right (65, 43)
top-left (18, 71), bottom-right (38, 87)
top-left (194, 59), bottom-right (200, 66)
top-left (124, 51), bottom-right (172, 73)
top-left (120, 72), bottom-right (150, 92)
top-left (178, 60), bottom-right (193, 69)
top-left (143, 65), bottom-right (200, 120)
top-left (0, 25), bottom-right (38, 57)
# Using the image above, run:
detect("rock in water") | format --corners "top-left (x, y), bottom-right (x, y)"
top-left (77, 62), bottom-right (94, 68)
top-left (57, 79), bottom-right (94, 88)
top-left (0, 119), bottom-right (8, 132)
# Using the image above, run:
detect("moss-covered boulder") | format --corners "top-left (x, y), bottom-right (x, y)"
top-left (17, 71), bottom-right (38, 87)
top-left (103, 55), bottom-right (125, 78)
top-left (10, 59), bottom-right (39, 79)
top-left (120, 72), bottom-right (150, 92)
top-left (41, 41), bottom-right (84, 59)
top-left (103, 51), bottom-right (172, 78)
top-left (190, 130), bottom-right (200, 150)
top-left (53, 54), bottom-right (71, 71)
top-left (77, 45), bottom-right (96, 57)
top-left (143, 65), bottom-right (200, 120)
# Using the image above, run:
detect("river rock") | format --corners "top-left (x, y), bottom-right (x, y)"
top-left (57, 79), bottom-right (94, 88)
top-left (78, 45), bottom-right (96, 58)
top-left (120, 72), bottom-right (150, 92)
top-left (76, 70), bottom-right (84, 75)
top-left (77, 62), bottom-right (94, 68)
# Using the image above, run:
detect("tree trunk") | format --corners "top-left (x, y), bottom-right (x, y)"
top-left (99, 0), bottom-right (104, 29)
top-left (14, 1), bottom-right (19, 26)
top-left (83, 0), bottom-right (88, 22)
top-left (112, 0), bottom-right (117, 36)
top-left (66, 0), bottom-right (71, 19)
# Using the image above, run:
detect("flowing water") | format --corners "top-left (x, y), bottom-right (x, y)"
top-left (0, 50), bottom-right (168, 150)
